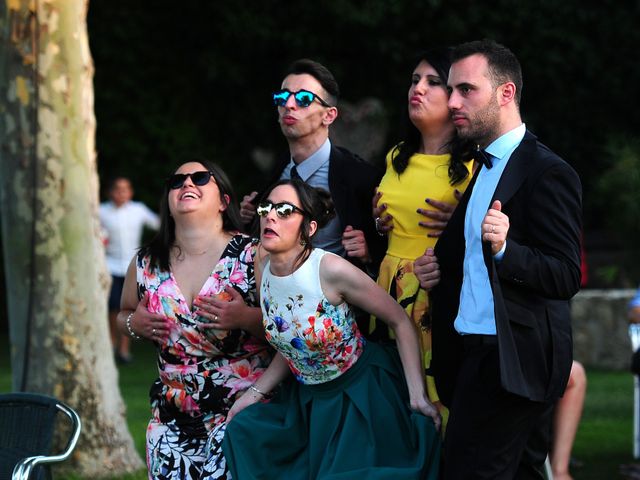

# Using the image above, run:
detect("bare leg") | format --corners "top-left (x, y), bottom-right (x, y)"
top-left (550, 360), bottom-right (587, 480)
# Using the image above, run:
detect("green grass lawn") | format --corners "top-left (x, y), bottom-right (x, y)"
top-left (1, 333), bottom-right (638, 479)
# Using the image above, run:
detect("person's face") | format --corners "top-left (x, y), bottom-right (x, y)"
top-left (447, 54), bottom-right (501, 146)
top-left (408, 60), bottom-right (452, 130)
top-left (259, 184), bottom-right (315, 254)
top-left (167, 162), bottom-right (227, 218)
top-left (110, 178), bottom-right (133, 207)
top-left (276, 74), bottom-right (335, 141)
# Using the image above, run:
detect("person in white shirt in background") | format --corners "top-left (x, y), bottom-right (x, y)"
top-left (100, 177), bottom-right (160, 363)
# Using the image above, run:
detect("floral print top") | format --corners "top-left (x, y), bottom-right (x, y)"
top-left (137, 234), bottom-right (272, 432)
top-left (261, 248), bottom-right (365, 385)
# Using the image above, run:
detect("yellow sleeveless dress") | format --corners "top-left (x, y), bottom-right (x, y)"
top-left (371, 148), bottom-right (472, 427)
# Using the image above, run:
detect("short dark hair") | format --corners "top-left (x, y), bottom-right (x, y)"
top-left (107, 176), bottom-right (131, 191)
top-left (140, 159), bottom-right (243, 271)
top-left (452, 39), bottom-right (523, 105)
top-left (285, 59), bottom-right (340, 107)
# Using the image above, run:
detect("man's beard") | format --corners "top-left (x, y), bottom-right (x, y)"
top-left (457, 99), bottom-right (500, 146)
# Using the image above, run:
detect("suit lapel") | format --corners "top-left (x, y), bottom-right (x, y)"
top-left (491, 131), bottom-right (537, 205)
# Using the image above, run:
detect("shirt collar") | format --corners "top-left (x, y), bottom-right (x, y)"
top-left (485, 123), bottom-right (526, 162)
top-left (290, 138), bottom-right (331, 180)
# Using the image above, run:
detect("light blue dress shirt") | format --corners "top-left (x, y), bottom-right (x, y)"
top-left (281, 138), bottom-right (345, 256)
top-left (454, 123), bottom-right (526, 335)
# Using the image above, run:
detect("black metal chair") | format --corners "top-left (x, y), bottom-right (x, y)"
top-left (0, 393), bottom-right (81, 480)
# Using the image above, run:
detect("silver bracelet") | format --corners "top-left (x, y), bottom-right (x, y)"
top-left (374, 217), bottom-right (386, 236)
top-left (249, 384), bottom-right (268, 397)
top-left (126, 312), bottom-right (140, 339)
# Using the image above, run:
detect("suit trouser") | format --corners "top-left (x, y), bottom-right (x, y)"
top-left (442, 337), bottom-right (554, 480)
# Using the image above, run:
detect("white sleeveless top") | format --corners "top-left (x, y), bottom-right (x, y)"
top-left (260, 248), bottom-right (366, 385)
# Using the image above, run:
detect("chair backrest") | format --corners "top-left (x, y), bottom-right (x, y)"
top-left (0, 393), bottom-right (80, 480)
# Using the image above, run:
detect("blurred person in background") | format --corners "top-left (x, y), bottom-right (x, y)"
top-left (99, 176), bottom-right (159, 363)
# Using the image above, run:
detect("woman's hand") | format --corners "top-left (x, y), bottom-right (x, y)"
top-left (131, 291), bottom-right (171, 342)
top-left (372, 189), bottom-right (393, 234)
top-left (195, 285), bottom-right (259, 333)
top-left (226, 389), bottom-right (262, 423)
top-left (410, 394), bottom-right (442, 431)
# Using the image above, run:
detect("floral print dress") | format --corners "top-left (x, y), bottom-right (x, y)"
top-left (222, 248), bottom-right (441, 479)
top-left (261, 248), bottom-right (365, 385)
top-left (137, 234), bottom-right (272, 480)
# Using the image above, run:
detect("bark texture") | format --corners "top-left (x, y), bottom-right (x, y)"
top-left (0, 0), bottom-right (144, 475)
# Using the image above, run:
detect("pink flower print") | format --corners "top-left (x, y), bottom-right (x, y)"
top-left (322, 318), bottom-right (333, 329)
top-left (181, 394), bottom-right (201, 415)
top-left (245, 245), bottom-right (254, 262)
top-left (156, 280), bottom-right (175, 298)
top-left (229, 264), bottom-right (246, 284)
top-left (216, 359), bottom-right (263, 398)
top-left (147, 292), bottom-right (163, 314)
top-left (303, 317), bottom-right (316, 337)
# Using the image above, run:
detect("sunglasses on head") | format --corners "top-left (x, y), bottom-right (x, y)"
top-left (272, 89), bottom-right (332, 108)
top-left (256, 200), bottom-right (307, 218)
top-left (167, 171), bottom-right (215, 189)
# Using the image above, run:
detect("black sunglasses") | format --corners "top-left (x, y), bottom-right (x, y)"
top-left (272, 89), bottom-right (332, 108)
top-left (256, 200), bottom-right (307, 218)
top-left (167, 171), bottom-right (215, 189)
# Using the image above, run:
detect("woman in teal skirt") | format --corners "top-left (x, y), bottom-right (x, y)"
top-left (222, 179), bottom-right (441, 479)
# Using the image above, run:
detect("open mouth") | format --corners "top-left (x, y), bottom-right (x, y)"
top-left (180, 191), bottom-right (199, 200)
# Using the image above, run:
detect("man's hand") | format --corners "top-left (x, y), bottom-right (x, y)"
top-left (482, 200), bottom-right (509, 255)
top-left (417, 189), bottom-right (462, 238)
top-left (342, 225), bottom-right (370, 263)
top-left (240, 191), bottom-right (258, 224)
top-left (414, 248), bottom-right (440, 290)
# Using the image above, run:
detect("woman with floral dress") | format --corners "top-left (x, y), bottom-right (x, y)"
top-left (222, 180), bottom-right (442, 479)
top-left (118, 160), bottom-right (272, 479)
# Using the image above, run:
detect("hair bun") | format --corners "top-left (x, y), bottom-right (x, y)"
top-left (311, 187), bottom-right (336, 228)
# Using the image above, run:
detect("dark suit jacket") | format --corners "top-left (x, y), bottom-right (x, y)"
top-left (430, 130), bottom-right (582, 407)
top-left (257, 144), bottom-right (386, 271)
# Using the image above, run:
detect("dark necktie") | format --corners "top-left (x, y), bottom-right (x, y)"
top-left (290, 164), bottom-right (301, 180)
top-left (475, 146), bottom-right (493, 169)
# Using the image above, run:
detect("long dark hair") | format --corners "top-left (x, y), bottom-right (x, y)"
top-left (392, 47), bottom-right (473, 185)
top-left (140, 159), bottom-right (243, 271)
top-left (260, 179), bottom-right (335, 269)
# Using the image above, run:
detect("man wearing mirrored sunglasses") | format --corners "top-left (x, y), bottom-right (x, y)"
top-left (240, 59), bottom-right (386, 277)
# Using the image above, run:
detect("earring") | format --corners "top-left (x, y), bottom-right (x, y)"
top-left (300, 239), bottom-right (307, 246)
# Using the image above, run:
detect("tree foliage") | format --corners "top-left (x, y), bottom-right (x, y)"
top-left (87, 0), bottom-right (640, 231)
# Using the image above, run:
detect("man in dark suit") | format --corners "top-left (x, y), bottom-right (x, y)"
top-left (415, 40), bottom-right (582, 479)
top-left (240, 59), bottom-right (385, 273)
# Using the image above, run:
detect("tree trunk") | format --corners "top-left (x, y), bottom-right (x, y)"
top-left (0, 0), bottom-right (143, 475)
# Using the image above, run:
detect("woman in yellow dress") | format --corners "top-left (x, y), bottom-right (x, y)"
top-left (371, 47), bottom-right (475, 425)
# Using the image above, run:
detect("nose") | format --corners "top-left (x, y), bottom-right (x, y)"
top-left (448, 90), bottom-right (461, 111)
top-left (413, 78), bottom-right (427, 94)
top-left (284, 94), bottom-right (297, 109)
top-left (181, 174), bottom-right (195, 188)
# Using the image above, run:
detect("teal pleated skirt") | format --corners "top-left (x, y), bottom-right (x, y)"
top-left (222, 341), bottom-right (441, 479)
